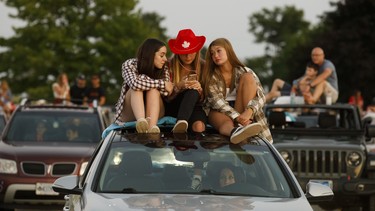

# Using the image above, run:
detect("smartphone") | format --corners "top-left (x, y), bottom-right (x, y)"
top-left (187, 73), bottom-right (197, 81)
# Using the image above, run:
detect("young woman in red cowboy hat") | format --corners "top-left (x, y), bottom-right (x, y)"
top-left (165, 29), bottom-right (207, 134)
top-left (201, 38), bottom-right (273, 144)
top-left (114, 38), bottom-right (174, 133)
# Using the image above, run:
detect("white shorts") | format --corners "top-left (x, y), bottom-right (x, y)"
top-left (324, 82), bottom-right (338, 103)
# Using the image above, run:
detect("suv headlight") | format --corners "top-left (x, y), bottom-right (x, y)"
top-left (79, 162), bottom-right (88, 176)
top-left (347, 152), bottom-right (362, 167)
top-left (0, 158), bottom-right (18, 174)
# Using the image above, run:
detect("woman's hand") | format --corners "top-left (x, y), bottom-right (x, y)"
top-left (186, 80), bottom-right (201, 90)
top-left (165, 81), bottom-right (174, 95)
top-left (236, 108), bottom-right (254, 126)
top-left (176, 79), bottom-right (190, 90)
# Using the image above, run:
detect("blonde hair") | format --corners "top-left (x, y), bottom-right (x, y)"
top-left (169, 52), bottom-right (204, 83)
top-left (57, 73), bottom-right (68, 86)
top-left (1, 80), bottom-right (9, 90)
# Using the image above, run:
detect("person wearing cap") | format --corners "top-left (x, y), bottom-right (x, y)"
top-left (114, 38), bottom-right (174, 133)
top-left (84, 73), bottom-right (106, 106)
top-left (166, 29), bottom-right (207, 134)
top-left (70, 74), bottom-right (87, 105)
top-left (201, 38), bottom-right (273, 144)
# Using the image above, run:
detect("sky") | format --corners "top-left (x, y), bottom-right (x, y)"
top-left (0, 0), bottom-right (338, 60)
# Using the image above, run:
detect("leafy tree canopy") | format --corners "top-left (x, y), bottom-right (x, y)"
top-left (247, 0), bottom-right (375, 106)
top-left (247, 5), bottom-right (311, 87)
top-left (0, 0), bottom-right (167, 103)
top-left (315, 0), bottom-right (375, 105)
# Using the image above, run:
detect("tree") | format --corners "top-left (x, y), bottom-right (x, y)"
top-left (247, 6), bottom-right (311, 89)
top-left (312, 0), bottom-right (375, 105)
top-left (247, 0), bottom-right (375, 106)
top-left (0, 0), bottom-right (167, 104)
top-left (249, 6), bottom-right (310, 56)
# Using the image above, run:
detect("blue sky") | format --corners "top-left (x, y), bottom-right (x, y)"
top-left (1, 0), bottom-right (338, 59)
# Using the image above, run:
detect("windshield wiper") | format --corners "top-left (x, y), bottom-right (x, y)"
top-left (200, 188), bottom-right (253, 196)
top-left (121, 188), bottom-right (137, 193)
top-left (199, 189), bottom-right (217, 194)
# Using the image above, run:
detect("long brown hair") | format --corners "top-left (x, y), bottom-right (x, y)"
top-left (169, 52), bottom-right (205, 83)
top-left (136, 38), bottom-right (166, 79)
top-left (201, 38), bottom-right (245, 97)
top-left (57, 73), bottom-right (68, 86)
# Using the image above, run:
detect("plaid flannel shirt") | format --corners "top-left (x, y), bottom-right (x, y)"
top-left (203, 66), bottom-right (273, 143)
top-left (114, 58), bottom-right (170, 122)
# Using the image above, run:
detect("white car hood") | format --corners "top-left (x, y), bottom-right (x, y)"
top-left (76, 193), bottom-right (313, 211)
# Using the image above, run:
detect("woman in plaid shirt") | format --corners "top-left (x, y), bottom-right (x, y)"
top-left (201, 38), bottom-right (273, 144)
top-left (114, 38), bottom-right (174, 133)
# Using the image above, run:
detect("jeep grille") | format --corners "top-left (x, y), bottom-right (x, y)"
top-left (290, 149), bottom-right (347, 178)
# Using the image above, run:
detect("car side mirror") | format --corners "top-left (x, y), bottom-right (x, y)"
top-left (305, 182), bottom-right (334, 203)
top-left (53, 175), bottom-right (82, 195)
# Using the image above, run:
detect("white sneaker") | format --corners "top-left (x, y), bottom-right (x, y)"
top-left (230, 123), bottom-right (262, 144)
top-left (136, 118), bottom-right (149, 133)
top-left (172, 120), bottom-right (188, 133)
top-left (149, 125), bottom-right (160, 134)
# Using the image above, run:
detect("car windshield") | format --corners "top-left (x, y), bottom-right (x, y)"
top-left (4, 111), bottom-right (102, 143)
top-left (266, 106), bottom-right (360, 130)
top-left (0, 114), bottom-right (6, 133)
top-left (96, 135), bottom-right (294, 198)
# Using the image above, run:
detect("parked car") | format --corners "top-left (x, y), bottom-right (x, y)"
top-left (265, 103), bottom-right (375, 211)
top-left (0, 110), bottom-right (8, 133)
top-left (53, 124), bottom-right (333, 211)
top-left (0, 99), bottom-right (108, 210)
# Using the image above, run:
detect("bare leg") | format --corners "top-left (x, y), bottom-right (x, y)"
top-left (131, 90), bottom-right (146, 119)
top-left (311, 81), bottom-right (325, 103)
top-left (235, 73), bottom-right (256, 112)
top-left (235, 73), bottom-right (257, 121)
top-left (208, 110), bottom-right (235, 136)
top-left (265, 78), bottom-right (285, 102)
top-left (192, 121), bottom-right (205, 133)
top-left (145, 88), bottom-right (164, 129)
top-left (122, 89), bottom-right (144, 122)
top-left (304, 81), bottom-right (325, 104)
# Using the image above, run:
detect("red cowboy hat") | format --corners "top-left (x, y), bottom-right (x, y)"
top-left (168, 29), bottom-right (206, 54)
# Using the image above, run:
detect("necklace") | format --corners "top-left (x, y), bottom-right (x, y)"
top-left (178, 60), bottom-right (192, 72)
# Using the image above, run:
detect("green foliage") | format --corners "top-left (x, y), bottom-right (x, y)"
top-left (247, 0), bottom-right (375, 106)
top-left (249, 6), bottom-right (310, 55)
top-left (313, 0), bottom-right (375, 105)
top-left (247, 5), bottom-right (311, 87)
top-left (0, 0), bottom-right (167, 104)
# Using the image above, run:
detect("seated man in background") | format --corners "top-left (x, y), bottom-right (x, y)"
top-left (266, 47), bottom-right (338, 104)
top-left (309, 47), bottom-right (339, 104)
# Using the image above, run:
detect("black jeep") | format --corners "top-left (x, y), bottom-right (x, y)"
top-left (265, 103), bottom-right (375, 211)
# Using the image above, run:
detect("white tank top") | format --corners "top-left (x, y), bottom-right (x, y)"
top-left (226, 88), bottom-right (236, 101)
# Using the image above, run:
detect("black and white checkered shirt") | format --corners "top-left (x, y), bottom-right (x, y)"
top-left (114, 58), bottom-right (171, 123)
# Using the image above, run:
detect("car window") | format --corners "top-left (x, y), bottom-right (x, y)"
top-left (4, 111), bottom-right (102, 143)
top-left (267, 107), bottom-right (359, 130)
top-left (96, 140), bottom-right (293, 198)
top-left (0, 115), bottom-right (6, 133)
